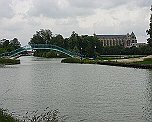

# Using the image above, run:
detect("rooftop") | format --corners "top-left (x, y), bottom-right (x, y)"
top-left (96, 35), bottom-right (126, 39)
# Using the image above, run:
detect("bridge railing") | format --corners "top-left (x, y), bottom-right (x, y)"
top-left (0, 44), bottom-right (81, 58)
top-left (0, 47), bottom-right (23, 57)
top-left (0, 45), bottom-right (31, 57)
top-left (31, 44), bottom-right (80, 57)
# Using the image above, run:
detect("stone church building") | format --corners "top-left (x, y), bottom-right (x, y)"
top-left (95, 32), bottom-right (137, 48)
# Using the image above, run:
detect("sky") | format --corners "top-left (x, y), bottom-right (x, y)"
top-left (0, 0), bottom-right (151, 45)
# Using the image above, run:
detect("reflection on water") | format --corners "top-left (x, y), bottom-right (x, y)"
top-left (0, 56), bottom-right (152, 122)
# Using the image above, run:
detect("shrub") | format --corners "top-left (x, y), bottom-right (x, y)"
top-left (23, 109), bottom-right (60, 122)
top-left (0, 58), bottom-right (20, 65)
top-left (61, 58), bottom-right (81, 63)
top-left (0, 109), bottom-right (19, 122)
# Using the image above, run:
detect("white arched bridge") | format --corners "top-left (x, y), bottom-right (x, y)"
top-left (0, 44), bottom-right (80, 58)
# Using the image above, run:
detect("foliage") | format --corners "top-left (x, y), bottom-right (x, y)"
top-left (34, 50), bottom-right (67, 58)
top-left (146, 5), bottom-right (152, 47)
top-left (0, 38), bottom-right (21, 54)
top-left (100, 45), bottom-right (152, 55)
top-left (82, 58), bottom-right (98, 64)
top-left (0, 58), bottom-right (20, 65)
top-left (29, 30), bottom-right (102, 58)
top-left (29, 29), bottom-right (152, 57)
top-left (29, 29), bottom-right (53, 45)
top-left (0, 108), bottom-right (19, 122)
top-left (10, 38), bottom-right (21, 49)
top-left (61, 57), bottom-right (81, 63)
top-left (61, 58), bottom-right (100, 64)
top-left (23, 109), bottom-right (60, 122)
top-left (0, 108), bottom-right (64, 122)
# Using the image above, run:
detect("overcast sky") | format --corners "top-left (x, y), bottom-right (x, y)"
top-left (0, 0), bottom-right (151, 45)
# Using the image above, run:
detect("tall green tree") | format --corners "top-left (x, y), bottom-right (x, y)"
top-left (0, 38), bottom-right (21, 53)
top-left (52, 34), bottom-right (64, 47)
top-left (10, 38), bottom-right (21, 49)
top-left (1, 39), bottom-right (9, 48)
top-left (68, 31), bottom-right (79, 51)
top-left (147, 5), bottom-right (152, 47)
top-left (29, 29), bottom-right (52, 44)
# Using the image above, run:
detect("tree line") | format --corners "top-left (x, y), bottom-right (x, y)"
top-left (0, 38), bottom-right (21, 54)
top-left (29, 29), bottom-right (103, 57)
top-left (29, 29), bottom-right (152, 58)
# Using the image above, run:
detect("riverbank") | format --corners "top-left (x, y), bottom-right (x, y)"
top-left (97, 61), bottom-right (152, 69)
top-left (0, 58), bottom-right (20, 65)
top-left (61, 56), bottom-right (152, 69)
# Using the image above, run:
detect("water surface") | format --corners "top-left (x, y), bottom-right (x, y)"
top-left (0, 56), bottom-right (152, 122)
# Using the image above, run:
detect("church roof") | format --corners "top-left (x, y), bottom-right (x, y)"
top-left (96, 35), bottom-right (126, 39)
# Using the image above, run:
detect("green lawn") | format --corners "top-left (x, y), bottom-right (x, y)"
top-left (133, 58), bottom-right (152, 65)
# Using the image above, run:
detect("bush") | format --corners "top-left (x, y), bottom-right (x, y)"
top-left (23, 109), bottom-right (60, 122)
top-left (0, 108), bottom-right (62, 122)
top-left (61, 58), bottom-right (100, 64)
top-left (0, 58), bottom-right (20, 65)
top-left (45, 51), bottom-right (57, 58)
top-left (82, 58), bottom-right (98, 64)
top-left (0, 109), bottom-right (19, 122)
top-left (61, 57), bottom-right (81, 63)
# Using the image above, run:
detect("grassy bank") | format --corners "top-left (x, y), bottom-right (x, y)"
top-left (61, 57), bottom-right (99, 64)
top-left (61, 57), bottom-right (152, 69)
top-left (132, 58), bottom-right (152, 64)
top-left (97, 61), bottom-right (152, 69)
top-left (0, 58), bottom-right (20, 65)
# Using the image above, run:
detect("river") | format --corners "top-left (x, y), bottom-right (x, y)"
top-left (0, 56), bottom-right (152, 122)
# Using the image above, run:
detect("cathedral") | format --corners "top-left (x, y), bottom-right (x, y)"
top-left (95, 32), bottom-right (137, 48)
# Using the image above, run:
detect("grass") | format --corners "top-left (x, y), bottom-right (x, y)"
top-left (61, 57), bottom-right (82, 63)
top-left (61, 57), bottom-right (99, 64)
top-left (61, 57), bottom-right (152, 69)
top-left (133, 58), bottom-right (152, 65)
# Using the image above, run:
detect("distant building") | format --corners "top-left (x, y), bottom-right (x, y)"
top-left (95, 32), bottom-right (137, 48)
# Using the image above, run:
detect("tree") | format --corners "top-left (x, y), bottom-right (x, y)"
top-left (2, 39), bottom-right (9, 48)
top-left (10, 38), bottom-right (21, 49)
top-left (52, 34), bottom-right (64, 47)
top-left (147, 5), bottom-right (152, 47)
top-left (29, 29), bottom-right (52, 44)
top-left (68, 31), bottom-right (79, 51)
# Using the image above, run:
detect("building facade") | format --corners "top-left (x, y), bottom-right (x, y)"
top-left (95, 32), bottom-right (137, 48)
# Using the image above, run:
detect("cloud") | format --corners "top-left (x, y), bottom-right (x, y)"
top-left (0, 0), bottom-right (151, 45)
top-left (27, 0), bottom-right (94, 18)
top-left (27, 0), bottom-right (151, 19)
top-left (68, 0), bottom-right (128, 9)
top-left (27, 0), bottom-right (130, 19)
top-left (0, 0), bottom-right (14, 19)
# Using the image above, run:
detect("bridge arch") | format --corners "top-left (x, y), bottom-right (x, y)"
top-left (0, 44), bottom-right (80, 58)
